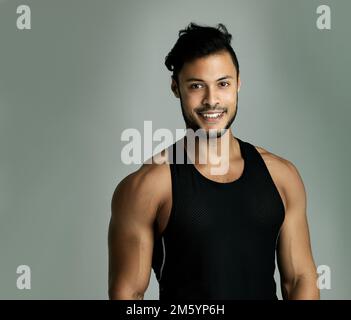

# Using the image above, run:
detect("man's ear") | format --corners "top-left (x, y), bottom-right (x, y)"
top-left (171, 77), bottom-right (180, 98)
top-left (237, 74), bottom-right (241, 92)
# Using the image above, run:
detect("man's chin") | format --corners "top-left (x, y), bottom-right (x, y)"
top-left (208, 128), bottom-right (228, 139)
top-left (187, 126), bottom-right (228, 139)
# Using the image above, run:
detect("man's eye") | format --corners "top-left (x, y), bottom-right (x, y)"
top-left (219, 82), bottom-right (230, 87)
top-left (190, 83), bottom-right (203, 89)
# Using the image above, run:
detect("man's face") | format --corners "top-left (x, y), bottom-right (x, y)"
top-left (171, 50), bottom-right (241, 138)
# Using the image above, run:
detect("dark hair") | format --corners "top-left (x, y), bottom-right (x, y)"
top-left (165, 22), bottom-right (239, 83)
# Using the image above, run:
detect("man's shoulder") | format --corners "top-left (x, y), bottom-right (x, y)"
top-left (254, 144), bottom-right (298, 175)
top-left (253, 144), bottom-right (305, 202)
top-left (114, 153), bottom-right (171, 207)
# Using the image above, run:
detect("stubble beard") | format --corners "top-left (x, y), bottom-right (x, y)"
top-left (179, 92), bottom-right (238, 139)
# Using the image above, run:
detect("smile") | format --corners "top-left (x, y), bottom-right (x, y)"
top-left (197, 111), bottom-right (226, 122)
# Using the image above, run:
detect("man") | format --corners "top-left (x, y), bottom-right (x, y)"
top-left (108, 23), bottom-right (319, 300)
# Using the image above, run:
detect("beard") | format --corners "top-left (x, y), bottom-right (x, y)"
top-left (179, 92), bottom-right (238, 139)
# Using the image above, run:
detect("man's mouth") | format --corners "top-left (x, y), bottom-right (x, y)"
top-left (197, 111), bottom-right (226, 123)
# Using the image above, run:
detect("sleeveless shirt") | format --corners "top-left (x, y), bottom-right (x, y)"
top-left (152, 137), bottom-right (285, 300)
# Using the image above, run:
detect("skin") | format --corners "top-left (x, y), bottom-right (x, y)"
top-left (108, 50), bottom-right (320, 300)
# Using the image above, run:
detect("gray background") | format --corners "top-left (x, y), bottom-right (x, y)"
top-left (0, 0), bottom-right (350, 299)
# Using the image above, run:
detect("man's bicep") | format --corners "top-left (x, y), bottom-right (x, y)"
top-left (276, 161), bottom-right (317, 285)
top-left (277, 205), bottom-right (314, 283)
top-left (108, 174), bottom-right (157, 300)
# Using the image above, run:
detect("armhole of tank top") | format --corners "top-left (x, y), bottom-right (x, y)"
top-left (157, 162), bottom-right (177, 283)
top-left (256, 146), bottom-right (286, 251)
top-left (160, 162), bottom-right (177, 238)
top-left (252, 143), bottom-right (285, 275)
top-left (251, 143), bottom-right (286, 220)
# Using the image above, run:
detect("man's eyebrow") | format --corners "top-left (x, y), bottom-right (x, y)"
top-left (185, 75), bottom-right (234, 82)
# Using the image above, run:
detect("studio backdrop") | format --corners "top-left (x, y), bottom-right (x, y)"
top-left (0, 0), bottom-right (350, 299)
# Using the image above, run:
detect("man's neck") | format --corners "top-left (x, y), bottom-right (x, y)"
top-left (184, 129), bottom-right (238, 168)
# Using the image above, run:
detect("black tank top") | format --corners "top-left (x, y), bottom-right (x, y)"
top-left (152, 137), bottom-right (285, 300)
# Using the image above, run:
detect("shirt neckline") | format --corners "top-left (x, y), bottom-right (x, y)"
top-left (185, 137), bottom-right (247, 187)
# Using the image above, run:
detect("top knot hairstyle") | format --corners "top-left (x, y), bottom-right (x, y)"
top-left (165, 22), bottom-right (240, 83)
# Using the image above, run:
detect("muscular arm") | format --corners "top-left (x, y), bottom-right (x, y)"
top-left (276, 160), bottom-right (320, 300)
top-left (108, 165), bottom-right (163, 300)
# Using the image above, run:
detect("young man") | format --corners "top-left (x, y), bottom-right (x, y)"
top-left (108, 23), bottom-right (319, 300)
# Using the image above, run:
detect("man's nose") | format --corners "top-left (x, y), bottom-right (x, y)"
top-left (202, 87), bottom-right (220, 107)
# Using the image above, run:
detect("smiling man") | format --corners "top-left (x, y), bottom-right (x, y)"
top-left (108, 23), bottom-right (319, 300)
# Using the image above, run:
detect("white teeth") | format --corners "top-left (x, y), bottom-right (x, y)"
top-left (201, 112), bottom-right (223, 119)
